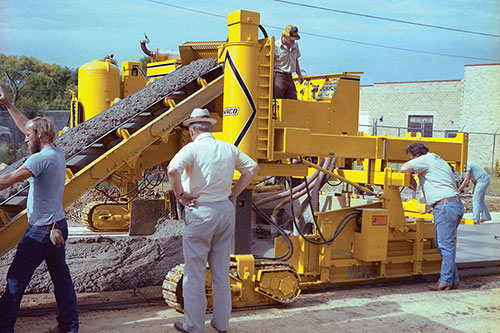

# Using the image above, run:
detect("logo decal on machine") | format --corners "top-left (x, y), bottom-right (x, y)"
top-left (223, 107), bottom-right (239, 116)
top-left (224, 51), bottom-right (257, 147)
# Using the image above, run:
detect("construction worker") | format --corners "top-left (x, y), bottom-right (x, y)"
top-left (0, 87), bottom-right (79, 332)
top-left (401, 142), bottom-right (464, 291)
top-left (167, 108), bottom-right (259, 333)
top-left (458, 161), bottom-right (491, 224)
top-left (274, 24), bottom-right (304, 99)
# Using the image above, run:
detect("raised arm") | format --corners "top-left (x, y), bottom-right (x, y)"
top-left (0, 86), bottom-right (28, 133)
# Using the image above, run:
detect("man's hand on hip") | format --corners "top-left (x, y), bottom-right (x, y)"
top-left (179, 192), bottom-right (199, 208)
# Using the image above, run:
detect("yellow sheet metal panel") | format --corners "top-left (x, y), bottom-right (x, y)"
top-left (338, 169), bottom-right (407, 186)
top-left (78, 59), bottom-right (120, 122)
top-left (329, 76), bottom-right (360, 136)
top-left (275, 99), bottom-right (331, 133)
top-left (353, 209), bottom-right (389, 262)
top-left (283, 128), bottom-right (311, 154)
top-left (227, 10), bottom-right (260, 42)
top-left (179, 41), bottom-right (225, 66)
top-left (146, 60), bottom-right (181, 79)
top-left (121, 61), bottom-right (147, 97)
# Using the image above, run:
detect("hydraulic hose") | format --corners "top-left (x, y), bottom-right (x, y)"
top-left (254, 158), bottom-right (326, 207)
top-left (252, 203), bottom-right (293, 261)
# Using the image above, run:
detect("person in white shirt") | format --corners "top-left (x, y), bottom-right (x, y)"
top-left (401, 142), bottom-right (464, 291)
top-left (168, 108), bottom-right (259, 333)
top-left (274, 24), bottom-right (304, 99)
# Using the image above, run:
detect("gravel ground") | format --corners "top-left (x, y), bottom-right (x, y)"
top-left (12, 268), bottom-right (500, 332)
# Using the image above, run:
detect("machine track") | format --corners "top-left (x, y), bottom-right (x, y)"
top-left (80, 201), bottom-right (130, 232)
top-left (162, 258), bottom-right (301, 313)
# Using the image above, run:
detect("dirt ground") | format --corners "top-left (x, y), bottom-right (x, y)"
top-left (2, 192), bottom-right (500, 332)
top-left (12, 267), bottom-right (500, 332)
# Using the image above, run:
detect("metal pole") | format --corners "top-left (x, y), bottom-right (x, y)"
top-left (492, 128), bottom-right (499, 171)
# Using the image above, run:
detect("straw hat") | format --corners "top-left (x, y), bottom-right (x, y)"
top-left (183, 108), bottom-right (217, 126)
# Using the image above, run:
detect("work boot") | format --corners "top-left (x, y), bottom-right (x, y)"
top-left (174, 322), bottom-right (188, 333)
top-left (428, 281), bottom-right (452, 291)
top-left (211, 321), bottom-right (228, 333)
top-left (452, 281), bottom-right (460, 290)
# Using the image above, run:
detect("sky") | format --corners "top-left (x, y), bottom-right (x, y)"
top-left (1, 0), bottom-right (499, 85)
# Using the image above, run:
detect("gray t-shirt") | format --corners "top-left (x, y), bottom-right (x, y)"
top-left (274, 37), bottom-right (301, 74)
top-left (466, 160), bottom-right (489, 182)
top-left (23, 145), bottom-right (66, 226)
top-left (409, 153), bottom-right (458, 206)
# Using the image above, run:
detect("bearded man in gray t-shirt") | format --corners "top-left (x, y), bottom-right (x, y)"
top-left (0, 87), bottom-right (79, 332)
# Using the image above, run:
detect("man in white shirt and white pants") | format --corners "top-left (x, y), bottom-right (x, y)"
top-left (168, 108), bottom-right (259, 333)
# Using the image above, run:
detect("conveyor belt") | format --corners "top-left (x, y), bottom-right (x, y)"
top-left (0, 64), bottom-right (224, 257)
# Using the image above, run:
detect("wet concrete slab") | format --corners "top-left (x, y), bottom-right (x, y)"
top-left (457, 212), bottom-right (500, 263)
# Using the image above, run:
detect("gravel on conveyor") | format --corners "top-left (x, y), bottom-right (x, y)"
top-left (0, 58), bottom-right (218, 201)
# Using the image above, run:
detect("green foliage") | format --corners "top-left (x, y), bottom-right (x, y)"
top-left (0, 54), bottom-right (77, 163)
top-left (5, 142), bottom-right (15, 164)
top-left (0, 54), bottom-right (77, 112)
top-left (139, 56), bottom-right (152, 72)
top-left (0, 142), bottom-right (27, 164)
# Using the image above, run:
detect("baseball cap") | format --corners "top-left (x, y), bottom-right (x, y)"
top-left (283, 25), bottom-right (300, 40)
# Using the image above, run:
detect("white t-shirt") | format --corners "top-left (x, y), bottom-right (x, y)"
top-left (274, 37), bottom-right (301, 74)
top-left (409, 153), bottom-right (458, 206)
top-left (169, 132), bottom-right (258, 203)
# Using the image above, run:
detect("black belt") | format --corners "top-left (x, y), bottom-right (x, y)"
top-left (275, 71), bottom-right (292, 76)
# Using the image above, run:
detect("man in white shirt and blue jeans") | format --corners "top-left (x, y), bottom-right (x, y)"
top-left (167, 108), bottom-right (259, 333)
top-left (401, 142), bottom-right (464, 291)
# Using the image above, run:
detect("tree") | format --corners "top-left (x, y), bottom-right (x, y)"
top-left (139, 56), bottom-right (152, 73)
top-left (0, 54), bottom-right (77, 112)
top-left (0, 54), bottom-right (77, 161)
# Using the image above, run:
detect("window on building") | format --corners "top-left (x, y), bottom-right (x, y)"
top-left (445, 130), bottom-right (458, 138)
top-left (408, 115), bottom-right (433, 137)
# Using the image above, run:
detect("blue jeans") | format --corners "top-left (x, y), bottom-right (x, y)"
top-left (432, 199), bottom-right (464, 285)
top-left (472, 175), bottom-right (491, 223)
top-left (0, 219), bottom-right (79, 333)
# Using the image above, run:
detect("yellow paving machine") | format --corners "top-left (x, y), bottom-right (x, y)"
top-left (0, 10), bottom-right (469, 311)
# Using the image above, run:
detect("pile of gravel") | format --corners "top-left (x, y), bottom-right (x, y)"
top-left (0, 218), bottom-right (184, 293)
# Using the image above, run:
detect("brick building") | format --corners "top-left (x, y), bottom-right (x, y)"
top-left (359, 63), bottom-right (500, 169)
